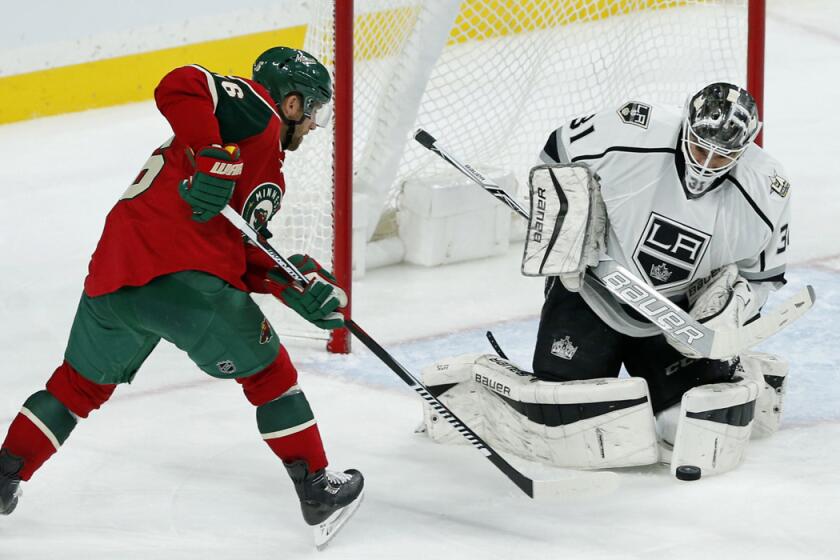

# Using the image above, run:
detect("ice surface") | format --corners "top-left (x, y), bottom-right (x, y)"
top-left (2, 1), bottom-right (840, 558)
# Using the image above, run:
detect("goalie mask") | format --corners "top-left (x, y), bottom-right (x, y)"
top-left (680, 82), bottom-right (761, 197)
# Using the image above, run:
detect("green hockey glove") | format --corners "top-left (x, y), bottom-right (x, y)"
top-left (266, 254), bottom-right (347, 330)
top-left (179, 144), bottom-right (243, 222)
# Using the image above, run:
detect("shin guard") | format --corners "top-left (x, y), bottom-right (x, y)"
top-left (258, 387), bottom-right (328, 473)
top-left (2, 361), bottom-right (115, 480)
top-left (238, 348), bottom-right (328, 473)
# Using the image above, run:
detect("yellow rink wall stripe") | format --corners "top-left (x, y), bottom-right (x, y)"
top-left (449, 0), bottom-right (684, 43)
top-left (0, 26), bottom-right (306, 125)
top-left (0, 0), bottom-right (681, 125)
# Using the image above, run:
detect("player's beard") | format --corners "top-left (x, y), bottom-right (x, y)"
top-left (284, 126), bottom-right (308, 151)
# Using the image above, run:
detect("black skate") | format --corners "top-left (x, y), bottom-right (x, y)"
top-left (0, 449), bottom-right (23, 516)
top-left (284, 460), bottom-right (364, 550)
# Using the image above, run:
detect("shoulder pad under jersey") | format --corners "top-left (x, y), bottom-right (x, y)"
top-left (189, 65), bottom-right (280, 144)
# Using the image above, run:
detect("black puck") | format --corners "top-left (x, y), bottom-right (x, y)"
top-left (675, 465), bottom-right (702, 481)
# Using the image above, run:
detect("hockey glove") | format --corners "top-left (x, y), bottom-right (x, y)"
top-left (668, 264), bottom-right (762, 358)
top-left (178, 144), bottom-right (243, 222)
top-left (266, 254), bottom-right (347, 330)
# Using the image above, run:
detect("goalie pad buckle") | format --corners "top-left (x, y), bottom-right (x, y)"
top-left (522, 163), bottom-right (607, 291)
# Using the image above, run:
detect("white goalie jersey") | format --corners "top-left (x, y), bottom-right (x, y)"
top-left (539, 101), bottom-right (792, 337)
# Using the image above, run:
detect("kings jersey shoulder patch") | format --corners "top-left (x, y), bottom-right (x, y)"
top-left (617, 101), bottom-right (652, 129)
top-left (769, 171), bottom-right (790, 198)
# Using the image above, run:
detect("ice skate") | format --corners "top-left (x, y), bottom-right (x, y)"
top-left (0, 449), bottom-right (23, 516)
top-left (284, 460), bottom-right (364, 550)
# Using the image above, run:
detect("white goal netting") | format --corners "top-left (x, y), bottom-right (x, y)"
top-left (269, 0), bottom-right (752, 344)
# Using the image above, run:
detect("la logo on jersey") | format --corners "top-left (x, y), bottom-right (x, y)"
top-left (633, 213), bottom-right (710, 290)
top-left (243, 182), bottom-right (283, 238)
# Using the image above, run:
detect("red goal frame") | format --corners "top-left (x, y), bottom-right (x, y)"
top-left (326, 0), bottom-right (766, 353)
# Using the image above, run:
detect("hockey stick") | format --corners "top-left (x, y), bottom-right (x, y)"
top-left (413, 128), bottom-right (815, 359)
top-left (221, 205), bottom-right (566, 499)
top-left (486, 331), bottom-right (509, 360)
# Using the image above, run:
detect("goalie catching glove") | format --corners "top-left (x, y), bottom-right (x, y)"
top-left (521, 163), bottom-right (607, 291)
top-left (668, 264), bottom-right (763, 357)
top-left (265, 254), bottom-right (347, 330)
top-left (179, 144), bottom-right (243, 222)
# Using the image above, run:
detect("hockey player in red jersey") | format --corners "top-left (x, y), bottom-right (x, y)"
top-left (0, 47), bottom-right (363, 547)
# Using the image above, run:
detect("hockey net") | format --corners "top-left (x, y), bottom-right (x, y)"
top-left (267, 0), bottom-right (761, 352)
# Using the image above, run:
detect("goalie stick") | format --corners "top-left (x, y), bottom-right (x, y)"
top-left (221, 205), bottom-right (579, 499)
top-left (413, 128), bottom-right (815, 359)
top-left (486, 331), bottom-right (509, 360)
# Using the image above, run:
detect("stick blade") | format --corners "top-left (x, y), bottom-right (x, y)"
top-left (709, 285), bottom-right (816, 359)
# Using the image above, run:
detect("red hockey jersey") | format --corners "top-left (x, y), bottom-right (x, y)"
top-left (84, 65), bottom-right (286, 297)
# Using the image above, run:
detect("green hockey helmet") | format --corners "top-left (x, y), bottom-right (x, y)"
top-left (252, 47), bottom-right (332, 127)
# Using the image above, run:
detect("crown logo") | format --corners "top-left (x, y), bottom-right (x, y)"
top-left (550, 336), bottom-right (578, 360)
top-left (650, 263), bottom-right (672, 283)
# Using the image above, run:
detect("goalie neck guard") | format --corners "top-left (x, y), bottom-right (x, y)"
top-left (680, 82), bottom-right (761, 198)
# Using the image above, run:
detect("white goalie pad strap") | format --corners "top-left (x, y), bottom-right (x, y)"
top-left (522, 164), bottom-right (607, 291)
top-left (669, 376), bottom-right (760, 477)
top-left (734, 351), bottom-right (788, 438)
top-left (473, 355), bottom-right (658, 469)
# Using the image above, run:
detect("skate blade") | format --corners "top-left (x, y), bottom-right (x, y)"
top-left (313, 489), bottom-right (365, 551)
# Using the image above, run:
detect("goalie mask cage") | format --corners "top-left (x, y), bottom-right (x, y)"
top-left (268, 0), bottom-right (765, 353)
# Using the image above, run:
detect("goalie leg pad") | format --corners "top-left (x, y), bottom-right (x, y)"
top-left (734, 352), bottom-right (788, 438)
top-left (424, 354), bottom-right (659, 468)
top-left (474, 355), bottom-right (658, 468)
top-left (667, 375), bottom-right (760, 477)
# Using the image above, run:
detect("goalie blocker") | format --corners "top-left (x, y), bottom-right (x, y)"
top-left (522, 164), bottom-right (607, 291)
top-left (420, 351), bottom-right (787, 476)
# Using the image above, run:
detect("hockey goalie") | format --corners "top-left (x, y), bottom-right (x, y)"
top-left (418, 83), bottom-right (793, 479)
